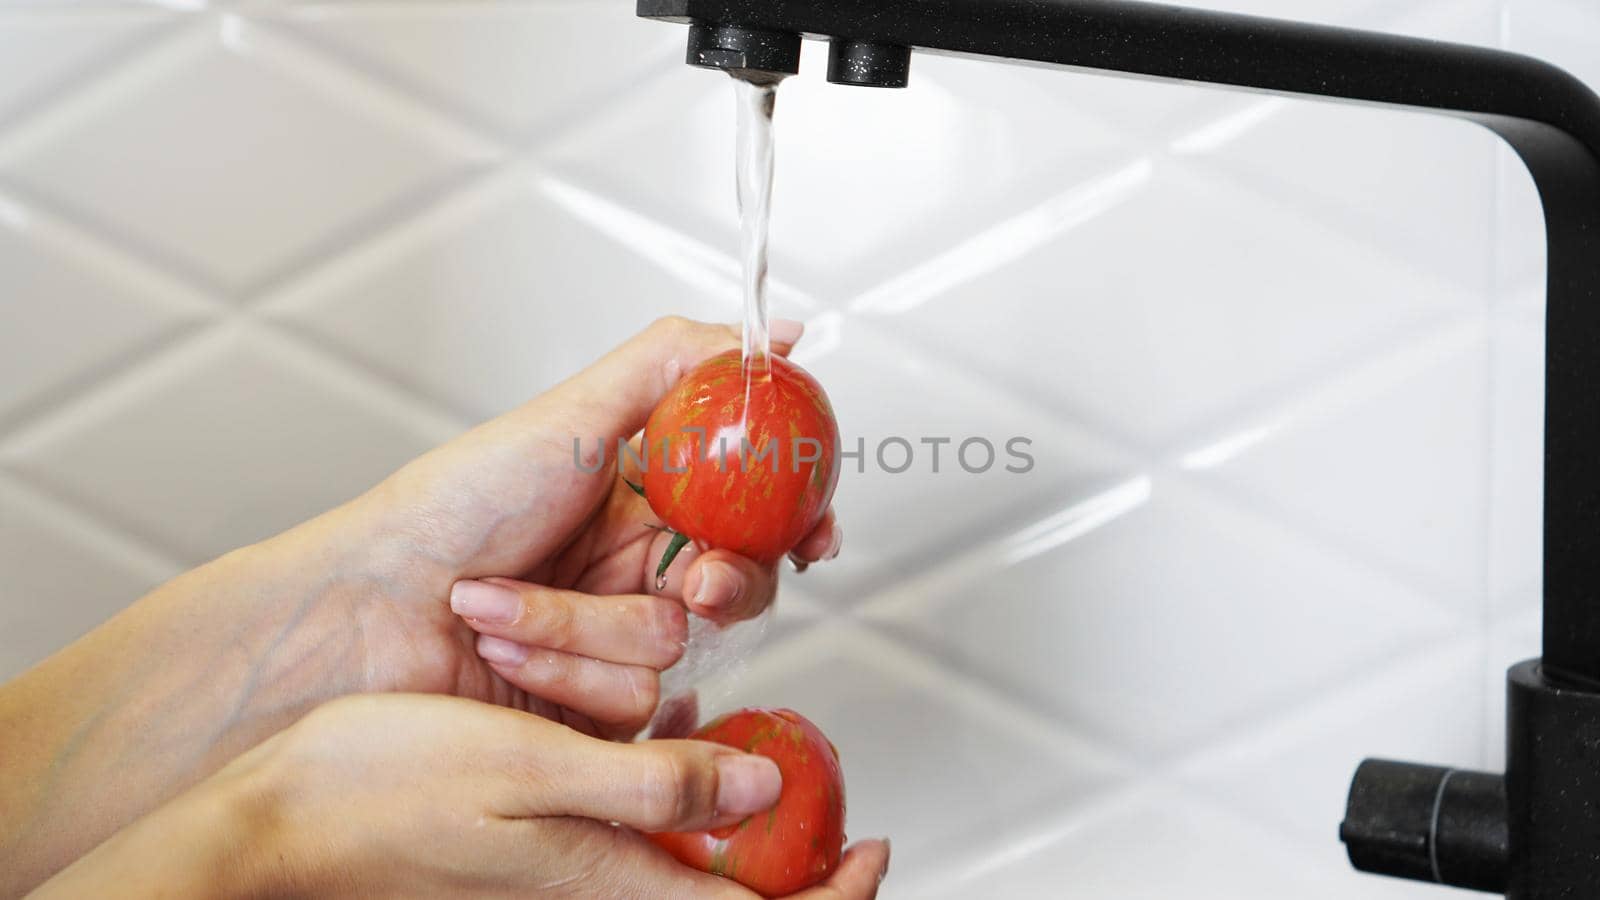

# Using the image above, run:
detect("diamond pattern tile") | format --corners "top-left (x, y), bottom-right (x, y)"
top-left (0, 197), bottom-right (207, 427)
top-left (1177, 639), bottom-right (1484, 846)
top-left (1495, 148), bottom-right (1548, 301)
top-left (264, 167), bottom-right (743, 420)
top-left (1187, 98), bottom-right (1497, 296)
top-left (0, 327), bottom-right (449, 565)
top-left (791, 318), bottom-right (1140, 606)
top-left (1174, 0), bottom-right (1394, 24)
top-left (1197, 320), bottom-right (1491, 604)
top-left (1489, 308), bottom-right (1543, 607)
top-left (1506, 0), bottom-right (1600, 91)
top-left (0, 6), bottom-right (172, 124)
top-left (1386, 0), bottom-right (1502, 42)
top-left (1483, 605), bottom-right (1540, 771)
top-left (1175, 0), bottom-right (1504, 297)
top-left (699, 623), bottom-right (1131, 882)
top-left (0, 476), bottom-right (177, 681)
top-left (544, 42), bottom-right (1138, 304)
top-left (880, 156), bottom-right (1470, 448)
top-left (0, 15), bottom-right (497, 291)
top-left (867, 479), bottom-right (1459, 759)
top-left (917, 788), bottom-right (1371, 900)
top-left (0, 1), bottom-right (1589, 895)
top-left (272, 1), bottom-right (679, 139)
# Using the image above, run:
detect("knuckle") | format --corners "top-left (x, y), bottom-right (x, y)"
top-left (645, 597), bottom-right (689, 665)
top-left (649, 315), bottom-right (694, 341)
top-left (621, 668), bottom-right (661, 723)
top-left (638, 748), bottom-right (714, 830)
top-left (517, 648), bottom-right (572, 691)
top-left (728, 570), bottom-right (769, 620)
top-left (530, 593), bottom-right (577, 650)
top-left (636, 754), bottom-right (685, 828)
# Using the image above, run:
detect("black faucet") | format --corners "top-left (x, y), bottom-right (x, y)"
top-left (636, 1), bottom-right (1600, 896)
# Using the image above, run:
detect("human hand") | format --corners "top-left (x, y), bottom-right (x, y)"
top-left (29, 694), bottom-right (889, 899)
top-left (304, 317), bottom-right (841, 738)
top-left (0, 318), bottom-right (846, 892)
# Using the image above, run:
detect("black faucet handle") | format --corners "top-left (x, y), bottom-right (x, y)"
top-left (828, 38), bottom-right (911, 88)
top-left (1340, 759), bottom-right (1507, 894)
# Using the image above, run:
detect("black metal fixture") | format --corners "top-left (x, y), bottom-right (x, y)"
top-left (637, 1), bottom-right (1600, 895)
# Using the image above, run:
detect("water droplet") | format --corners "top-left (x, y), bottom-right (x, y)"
top-left (655, 572), bottom-right (670, 592)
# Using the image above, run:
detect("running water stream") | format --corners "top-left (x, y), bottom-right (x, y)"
top-left (735, 76), bottom-right (778, 382)
top-left (651, 72), bottom-right (784, 731)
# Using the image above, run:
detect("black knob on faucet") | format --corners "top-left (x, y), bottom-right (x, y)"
top-left (1340, 759), bottom-right (1507, 894)
top-left (827, 38), bottom-right (912, 88)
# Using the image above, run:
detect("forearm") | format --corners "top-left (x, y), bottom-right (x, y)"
top-left (0, 502), bottom-right (392, 895)
top-left (25, 762), bottom-right (280, 900)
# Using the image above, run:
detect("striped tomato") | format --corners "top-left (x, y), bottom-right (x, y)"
top-left (647, 708), bottom-right (846, 896)
top-left (640, 350), bottom-right (839, 573)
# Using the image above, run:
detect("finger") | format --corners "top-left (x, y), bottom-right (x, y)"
top-left (682, 550), bottom-right (777, 624)
top-left (786, 840), bottom-right (892, 900)
top-left (530, 317), bottom-right (805, 447)
top-left (559, 707), bottom-right (603, 739)
top-left (788, 509), bottom-right (842, 564)
top-left (477, 637), bottom-right (662, 732)
top-left (619, 434), bottom-right (649, 484)
top-left (526, 733), bottom-right (784, 834)
top-left (453, 578), bottom-right (688, 670)
top-left (649, 692), bottom-right (700, 740)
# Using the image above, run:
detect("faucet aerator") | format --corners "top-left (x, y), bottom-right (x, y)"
top-left (686, 22), bottom-right (801, 83)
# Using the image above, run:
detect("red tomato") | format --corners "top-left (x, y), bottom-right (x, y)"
top-left (648, 708), bottom-right (846, 896)
top-left (641, 350), bottom-right (839, 566)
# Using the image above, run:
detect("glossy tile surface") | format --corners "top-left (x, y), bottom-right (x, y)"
top-left (0, 0), bottom-right (1577, 895)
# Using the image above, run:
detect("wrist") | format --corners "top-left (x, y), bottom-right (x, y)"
top-left (201, 747), bottom-right (312, 900)
top-left (176, 771), bottom-right (285, 900)
top-left (241, 499), bottom-right (435, 693)
top-left (25, 765), bottom-right (291, 900)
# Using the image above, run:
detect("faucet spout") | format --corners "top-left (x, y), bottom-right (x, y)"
top-left (685, 22), bottom-right (800, 84)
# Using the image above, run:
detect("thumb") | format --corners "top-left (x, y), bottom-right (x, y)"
top-left (530, 730), bottom-right (783, 834)
top-left (524, 316), bottom-right (804, 447)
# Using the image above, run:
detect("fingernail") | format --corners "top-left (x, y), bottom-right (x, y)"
top-left (770, 318), bottom-right (804, 347)
top-left (881, 837), bottom-right (892, 880)
top-left (451, 580), bottom-right (521, 625)
top-left (826, 525), bottom-right (843, 561)
top-left (476, 634), bottom-right (530, 666)
top-left (715, 754), bottom-right (782, 816)
top-left (692, 562), bottom-right (740, 611)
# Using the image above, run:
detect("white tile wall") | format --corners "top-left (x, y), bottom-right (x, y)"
top-left (0, 0), bottom-right (1586, 895)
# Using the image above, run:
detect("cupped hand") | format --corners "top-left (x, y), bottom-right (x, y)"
top-left (34, 694), bottom-right (888, 899)
top-left (330, 317), bottom-right (841, 738)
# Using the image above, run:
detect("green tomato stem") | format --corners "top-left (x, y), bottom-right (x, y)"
top-left (657, 531), bottom-right (691, 584)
